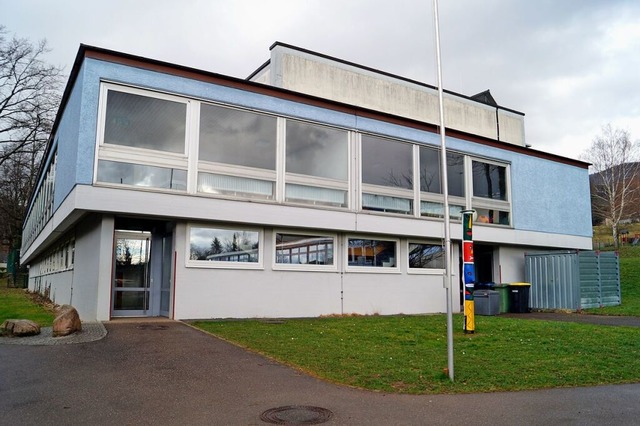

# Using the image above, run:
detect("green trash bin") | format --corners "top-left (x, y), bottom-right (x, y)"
top-left (494, 284), bottom-right (510, 314)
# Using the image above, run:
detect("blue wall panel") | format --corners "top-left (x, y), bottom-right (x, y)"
top-left (52, 56), bottom-right (592, 239)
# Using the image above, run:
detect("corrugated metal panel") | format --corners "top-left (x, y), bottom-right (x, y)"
top-left (578, 251), bottom-right (601, 309)
top-left (593, 251), bottom-right (621, 307)
top-left (525, 250), bottom-right (621, 311)
top-left (525, 251), bottom-right (580, 310)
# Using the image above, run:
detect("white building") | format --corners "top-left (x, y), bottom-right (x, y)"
top-left (21, 42), bottom-right (592, 321)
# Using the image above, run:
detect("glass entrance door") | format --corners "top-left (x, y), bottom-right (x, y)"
top-left (112, 231), bottom-right (152, 317)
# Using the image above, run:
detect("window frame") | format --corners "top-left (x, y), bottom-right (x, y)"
top-left (406, 240), bottom-right (446, 275)
top-left (345, 235), bottom-right (401, 273)
top-left (272, 230), bottom-right (338, 272)
top-left (95, 83), bottom-right (190, 191)
top-left (468, 156), bottom-right (512, 227)
top-left (283, 118), bottom-right (351, 209)
top-left (196, 101), bottom-right (279, 201)
top-left (185, 224), bottom-right (264, 270)
top-left (359, 133), bottom-right (415, 216)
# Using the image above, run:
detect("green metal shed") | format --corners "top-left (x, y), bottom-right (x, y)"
top-left (524, 250), bottom-right (620, 311)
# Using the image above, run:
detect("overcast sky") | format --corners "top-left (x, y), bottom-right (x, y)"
top-left (3, 0), bottom-right (639, 160)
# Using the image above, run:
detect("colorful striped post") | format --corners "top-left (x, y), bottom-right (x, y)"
top-left (462, 210), bottom-right (476, 334)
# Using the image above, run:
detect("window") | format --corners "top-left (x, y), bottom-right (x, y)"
top-left (472, 160), bottom-right (507, 200)
top-left (285, 120), bottom-right (349, 207)
top-left (199, 103), bottom-right (277, 170)
top-left (188, 226), bottom-right (262, 268)
top-left (362, 135), bottom-right (413, 189)
top-left (408, 242), bottom-right (445, 271)
top-left (197, 173), bottom-right (274, 199)
top-left (347, 238), bottom-right (398, 270)
top-left (475, 208), bottom-right (510, 225)
top-left (471, 159), bottom-right (510, 226)
top-left (274, 232), bottom-right (336, 269)
top-left (286, 121), bottom-right (348, 180)
top-left (97, 160), bottom-right (187, 190)
top-left (104, 90), bottom-right (186, 154)
top-left (420, 201), bottom-right (464, 220)
top-left (197, 103), bottom-right (277, 200)
top-left (419, 148), bottom-right (465, 197)
top-left (361, 135), bottom-right (413, 214)
top-left (419, 146), bottom-right (465, 219)
top-left (96, 85), bottom-right (189, 193)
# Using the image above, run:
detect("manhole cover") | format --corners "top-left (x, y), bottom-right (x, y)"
top-left (136, 325), bottom-right (169, 330)
top-left (260, 405), bottom-right (333, 425)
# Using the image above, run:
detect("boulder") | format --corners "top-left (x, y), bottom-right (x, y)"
top-left (1, 319), bottom-right (41, 337)
top-left (52, 305), bottom-right (82, 337)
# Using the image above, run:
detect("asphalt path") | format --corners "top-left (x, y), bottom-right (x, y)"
top-left (2, 319), bottom-right (639, 425)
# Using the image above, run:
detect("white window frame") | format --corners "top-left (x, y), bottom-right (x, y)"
top-left (345, 235), bottom-right (401, 273)
top-left (468, 156), bottom-right (512, 227)
top-left (272, 230), bottom-right (338, 272)
top-left (283, 118), bottom-right (351, 209)
top-left (94, 82), bottom-right (191, 189)
top-left (195, 101), bottom-right (279, 201)
top-left (185, 224), bottom-right (264, 270)
top-left (358, 133), bottom-right (415, 216)
top-left (406, 240), bottom-right (446, 275)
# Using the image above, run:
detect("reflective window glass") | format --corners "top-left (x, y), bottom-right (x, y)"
top-left (189, 227), bottom-right (260, 263)
top-left (420, 146), bottom-right (441, 193)
top-left (199, 103), bottom-right (277, 170)
top-left (97, 160), bottom-right (186, 190)
top-left (473, 161), bottom-right (507, 200)
top-left (104, 90), bottom-right (186, 153)
top-left (447, 152), bottom-right (465, 197)
top-left (419, 148), bottom-right (464, 196)
top-left (475, 208), bottom-right (510, 225)
top-left (275, 233), bottom-right (334, 265)
top-left (198, 172), bottom-right (274, 199)
top-left (408, 243), bottom-right (445, 269)
top-left (347, 238), bottom-right (397, 268)
top-left (420, 202), bottom-right (464, 219)
top-left (286, 120), bottom-right (348, 180)
top-left (285, 184), bottom-right (347, 207)
top-left (362, 135), bottom-right (413, 189)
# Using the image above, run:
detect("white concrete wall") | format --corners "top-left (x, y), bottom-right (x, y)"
top-left (498, 109), bottom-right (526, 146)
top-left (72, 214), bottom-right (114, 321)
top-left (172, 222), bottom-right (455, 319)
top-left (258, 46), bottom-right (525, 146)
top-left (28, 268), bottom-right (74, 307)
top-left (496, 245), bottom-right (528, 284)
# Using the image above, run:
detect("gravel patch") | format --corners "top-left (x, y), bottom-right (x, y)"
top-left (0, 322), bottom-right (107, 345)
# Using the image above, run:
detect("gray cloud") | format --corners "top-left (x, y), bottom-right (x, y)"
top-left (3, 0), bottom-right (639, 159)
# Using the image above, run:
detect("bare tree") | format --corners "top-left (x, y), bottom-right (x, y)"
top-left (0, 141), bottom-right (41, 249)
top-left (0, 26), bottom-right (62, 166)
top-left (0, 27), bottom-right (62, 249)
top-left (584, 124), bottom-right (640, 248)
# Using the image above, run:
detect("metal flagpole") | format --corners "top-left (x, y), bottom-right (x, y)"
top-left (433, 0), bottom-right (454, 382)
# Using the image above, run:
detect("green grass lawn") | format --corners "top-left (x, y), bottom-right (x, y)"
top-left (192, 244), bottom-right (640, 394)
top-left (0, 281), bottom-right (55, 327)
top-left (583, 245), bottom-right (640, 316)
top-left (192, 314), bottom-right (640, 394)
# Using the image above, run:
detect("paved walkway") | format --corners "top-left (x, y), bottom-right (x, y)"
top-left (2, 318), bottom-right (640, 425)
